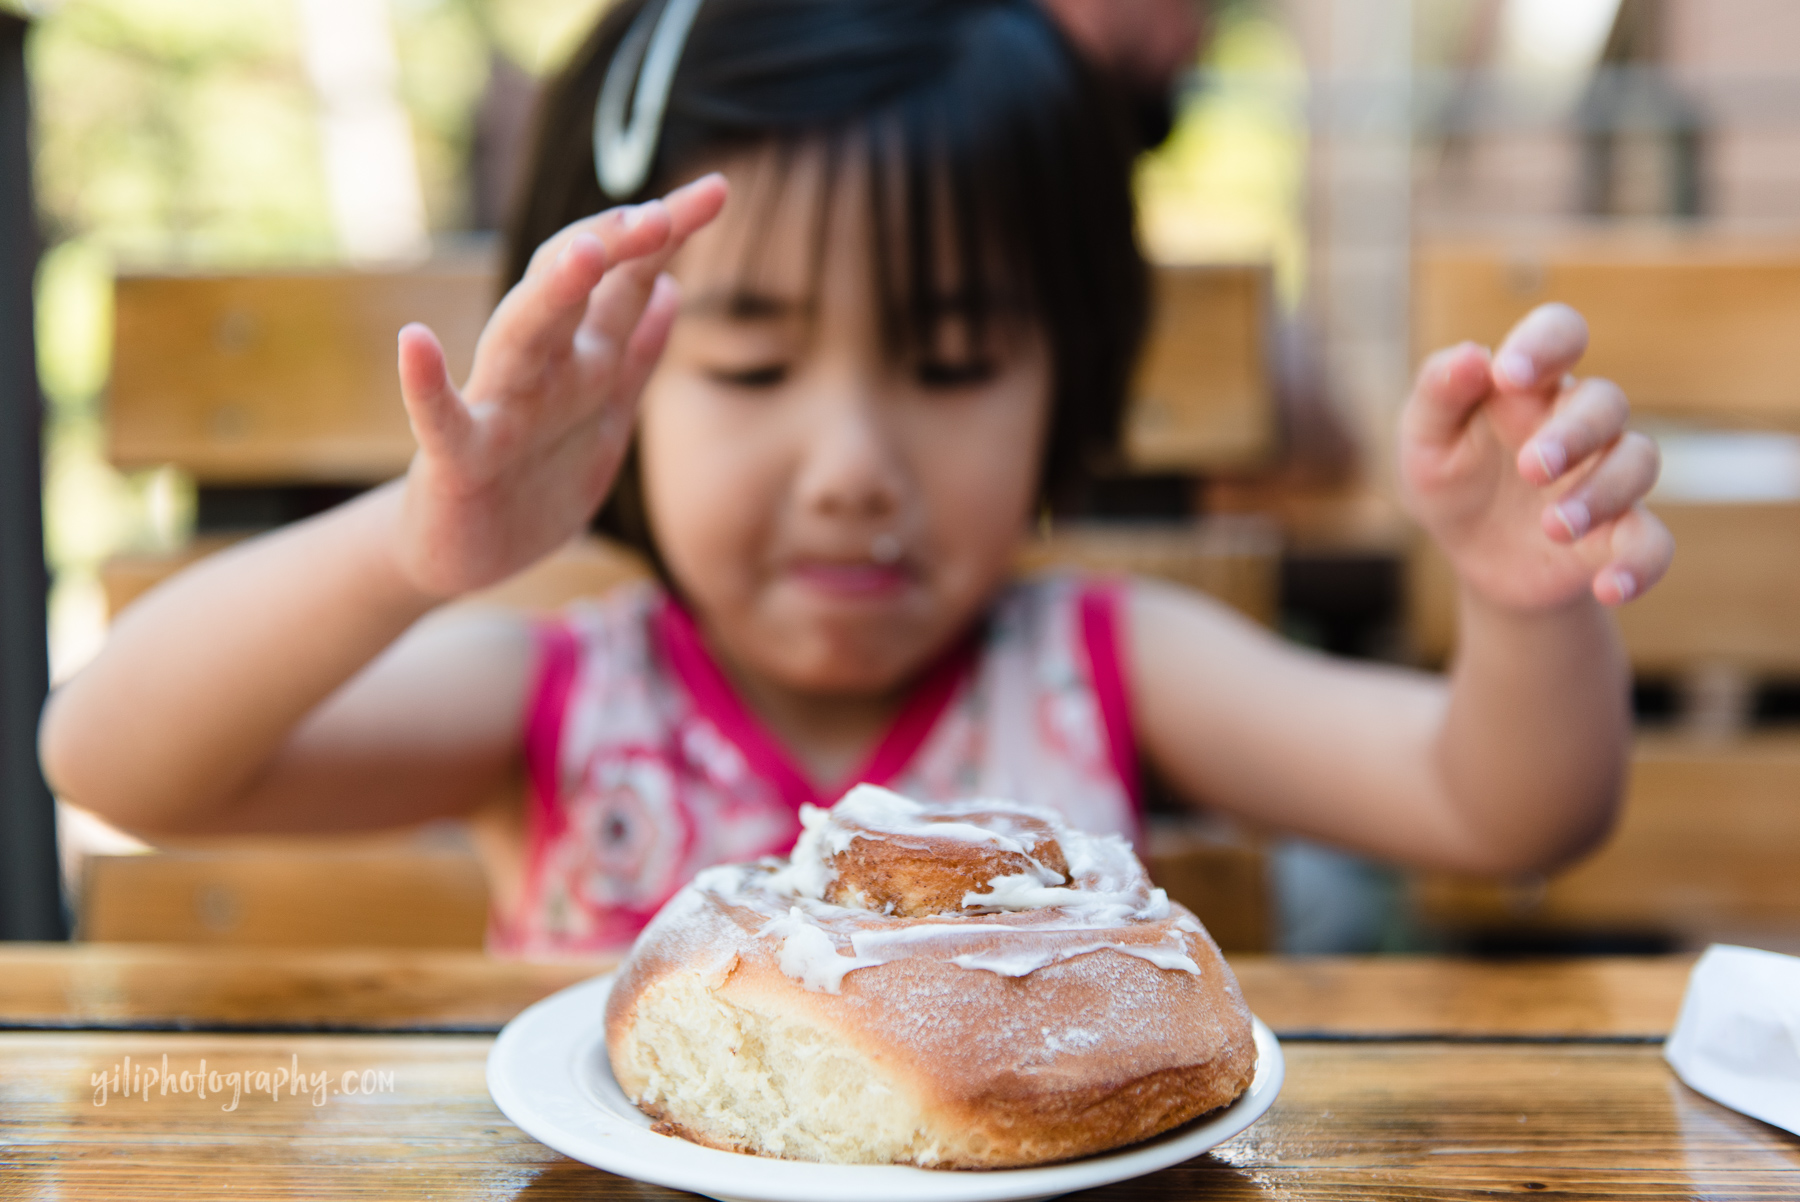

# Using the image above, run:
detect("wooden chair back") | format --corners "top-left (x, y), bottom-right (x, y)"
top-left (1414, 734), bottom-right (1800, 948)
top-left (1410, 236), bottom-right (1800, 677)
top-left (79, 835), bottom-right (489, 949)
top-left (109, 260), bottom-right (1275, 485)
top-left (1412, 236), bottom-right (1800, 951)
top-left (110, 261), bottom-right (491, 482)
top-left (1415, 235), bottom-right (1800, 429)
top-left (1126, 263), bottom-right (1276, 472)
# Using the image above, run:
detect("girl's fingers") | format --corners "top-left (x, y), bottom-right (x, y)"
top-left (571, 175), bottom-right (729, 377)
top-left (661, 172), bottom-right (729, 239)
top-left (611, 272), bottom-right (683, 406)
top-left (502, 230), bottom-right (617, 365)
top-left (524, 172), bottom-right (721, 285)
top-left (494, 204), bottom-right (675, 374)
top-left (1593, 504), bottom-right (1674, 606)
top-left (488, 178), bottom-right (724, 387)
top-left (524, 198), bottom-right (672, 283)
top-left (397, 323), bottom-right (470, 459)
top-left (576, 256), bottom-right (672, 371)
top-left (1492, 303), bottom-right (1589, 395)
top-left (1542, 430), bottom-right (1660, 543)
top-left (1518, 377), bottom-right (1631, 485)
top-left (1406, 342), bottom-right (1494, 449)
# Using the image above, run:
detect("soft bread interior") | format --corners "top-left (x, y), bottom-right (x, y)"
top-left (613, 971), bottom-right (956, 1166)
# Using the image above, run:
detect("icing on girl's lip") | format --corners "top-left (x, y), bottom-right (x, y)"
top-left (788, 559), bottom-right (912, 598)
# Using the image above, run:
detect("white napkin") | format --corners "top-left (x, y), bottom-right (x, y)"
top-left (1664, 944), bottom-right (1800, 1136)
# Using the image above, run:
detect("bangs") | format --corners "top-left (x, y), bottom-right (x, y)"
top-left (704, 117), bottom-right (1036, 371)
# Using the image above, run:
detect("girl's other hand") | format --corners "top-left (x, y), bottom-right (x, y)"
top-left (1400, 302), bottom-right (1674, 611)
top-left (391, 174), bottom-right (729, 599)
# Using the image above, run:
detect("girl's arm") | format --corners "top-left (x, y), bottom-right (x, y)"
top-left (1130, 582), bottom-right (1626, 875)
top-left (39, 487), bottom-right (531, 836)
top-left (1132, 304), bottom-right (1671, 876)
top-left (39, 177), bottom-right (728, 838)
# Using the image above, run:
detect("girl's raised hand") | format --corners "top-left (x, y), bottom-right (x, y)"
top-left (390, 174), bottom-right (728, 599)
top-left (1400, 302), bottom-right (1674, 611)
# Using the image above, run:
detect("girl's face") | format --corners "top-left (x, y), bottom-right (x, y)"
top-left (639, 150), bottom-right (1052, 697)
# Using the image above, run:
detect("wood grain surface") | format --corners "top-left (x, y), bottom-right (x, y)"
top-left (107, 262), bottom-right (1269, 486)
top-left (1227, 955), bottom-right (1690, 1040)
top-left (1413, 734), bottom-right (1800, 948)
top-left (0, 947), bottom-right (1691, 1037)
top-left (4, 1032), bottom-right (1794, 1200)
top-left (1413, 235), bottom-right (1800, 427)
top-left (1125, 263), bottom-right (1275, 472)
top-left (1410, 505), bottom-right (1800, 675)
top-left (0, 945), bottom-right (613, 1031)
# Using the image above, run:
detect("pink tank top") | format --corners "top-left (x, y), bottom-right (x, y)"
top-left (489, 574), bottom-right (1141, 956)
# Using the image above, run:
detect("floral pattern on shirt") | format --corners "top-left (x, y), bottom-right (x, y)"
top-left (491, 576), bottom-right (1137, 957)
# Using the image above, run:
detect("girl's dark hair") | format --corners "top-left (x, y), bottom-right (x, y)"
top-left (503, 0), bottom-right (1147, 564)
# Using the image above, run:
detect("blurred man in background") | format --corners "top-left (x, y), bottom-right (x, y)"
top-left (1038, 0), bottom-right (1209, 148)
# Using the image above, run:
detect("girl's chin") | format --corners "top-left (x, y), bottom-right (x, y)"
top-left (750, 589), bottom-right (942, 689)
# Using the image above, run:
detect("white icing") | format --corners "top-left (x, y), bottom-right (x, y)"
top-left (762, 907), bottom-right (882, 994)
top-left (840, 922), bottom-right (1201, 980)
top-left (766, 806), bottom-right (838, 901)
top-left (678, 788), bottom-right (1207, 993)
top-left (815, 786), bottom-right (1045, 855)
top-left (961, 873), bottom-right (1166, 923)
top-left (1109, 934), bottom-right (1203, 975)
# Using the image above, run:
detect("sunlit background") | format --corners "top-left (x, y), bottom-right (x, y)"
top-left (15, 0), bottom-right (1800, 954)
top-left (19, 0), bottom-right (1319, 688)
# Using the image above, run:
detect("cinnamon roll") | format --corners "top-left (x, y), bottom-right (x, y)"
top-left (604, 785), bottom-right (1256, 1168)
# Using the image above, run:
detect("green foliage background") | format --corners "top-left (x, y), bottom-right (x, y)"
top-left (22, 0), bottom-right (1303, 680)
top-left (24, 0), bottom-right (610, 677)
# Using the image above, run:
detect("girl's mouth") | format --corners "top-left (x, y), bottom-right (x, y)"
top-left (788, 560), bottom-right (912, 599)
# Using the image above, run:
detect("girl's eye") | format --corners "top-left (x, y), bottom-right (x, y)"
top-left (917, 358), bottom-right (998, 389)
top-left (708, 363), bottom-right (789, 388)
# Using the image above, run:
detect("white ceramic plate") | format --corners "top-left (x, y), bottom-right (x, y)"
top-left (487, 972), bottom-right (1284, 1202)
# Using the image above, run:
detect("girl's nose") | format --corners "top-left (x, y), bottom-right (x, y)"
top-left (792, 389), bottom-right (905, 522)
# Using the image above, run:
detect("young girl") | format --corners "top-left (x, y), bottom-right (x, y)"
top-left (41, 0), bottom-right (1672, 955)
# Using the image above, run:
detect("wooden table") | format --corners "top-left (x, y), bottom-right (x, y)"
top-left (2, 946), bottom-right (1795, 1199)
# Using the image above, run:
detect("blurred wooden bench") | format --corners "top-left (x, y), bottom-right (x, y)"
top-left (109, 262), bottom-right (490, 481)
top-left (94, 259), bottom-right (1281, 950)
top-left (110, 259), bottom-right (1272, 486)
top-left (104, 258), bottom-right (1278, 609)
top-left (1410, 235), bottom-right (1800, 685)
top-left (1143, 816), bottom-right (1270, 953)
top-left (1409, 235), bottom-right (1800, 948)
top-left (1127, 264), bottom-right (1275, 472)
top-left (78, 832), bottom-right (490, 949)
top-left (1414, 235), bottom-right (1800, 431)
top-left (1414, 733), bottom-right (1800, 950)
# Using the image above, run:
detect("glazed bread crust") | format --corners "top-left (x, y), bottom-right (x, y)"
top-left (604, 789), bottom-right (1257, 1168)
